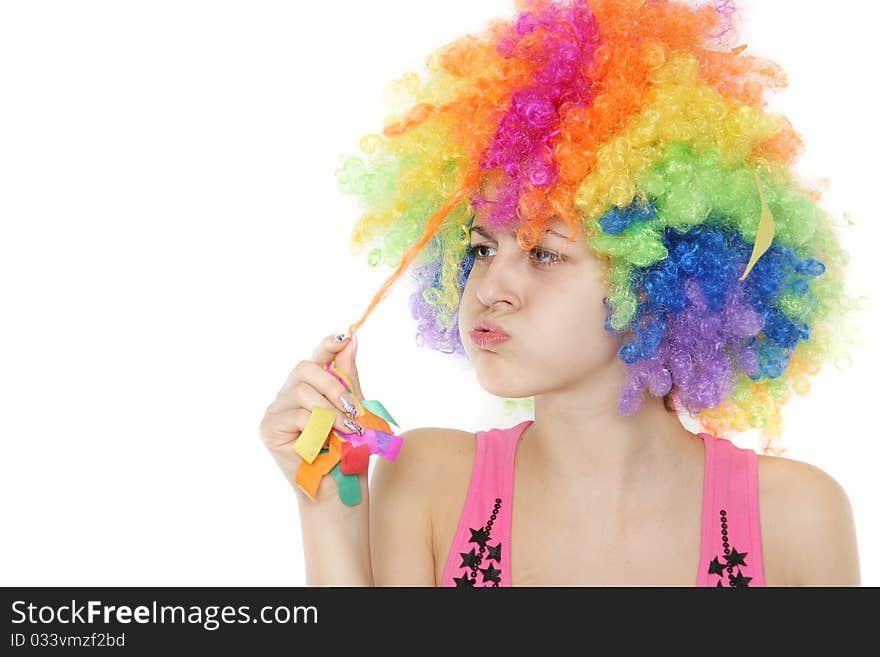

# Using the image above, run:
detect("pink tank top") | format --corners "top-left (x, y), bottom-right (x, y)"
top-left (439, 419), bottom-right (765, 587)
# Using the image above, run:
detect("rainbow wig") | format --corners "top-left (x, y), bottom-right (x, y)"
top-left (334, 0), bottom-right (864, 453)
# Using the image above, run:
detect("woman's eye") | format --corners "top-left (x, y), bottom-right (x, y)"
top-left (531, 248), bottom-right (562, 266)
top-left (466, 244), bottom-right (562, 267)
top-left (469, 244), bottom-right (493, 259)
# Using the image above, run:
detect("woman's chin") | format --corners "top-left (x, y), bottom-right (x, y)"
top-left (475, 366), bottom-right (529, 399)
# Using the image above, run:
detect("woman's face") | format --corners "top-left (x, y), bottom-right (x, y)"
top-left (458, 217), bottom-right (623, 398)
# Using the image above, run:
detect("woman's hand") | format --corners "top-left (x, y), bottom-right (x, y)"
top-left (259, 332), bottom-right (365, 505)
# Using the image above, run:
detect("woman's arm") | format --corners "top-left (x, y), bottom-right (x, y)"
top-left (296, 474), bottom-right (374, 586)
top-left (295, 428), bottom-right (438, 587)
top-left (369, 428), bottom-right (438, 586)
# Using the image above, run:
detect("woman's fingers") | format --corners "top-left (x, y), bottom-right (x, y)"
top-left (258, 332), bottom-right (367, 504)
top-left (293, 360), bottom-right (360, 419)
top-left (259, 406), bottom-right (310, 449)
top-left (262, 378), bottom-right (360, 449)
top-left (310, 332), bottom-right (363, 400)
top-left (310, 332), bottom-right (353, 364)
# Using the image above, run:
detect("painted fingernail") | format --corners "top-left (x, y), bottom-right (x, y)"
top-left (340, 394), bottom-right (359, 418)
top-left (333, 333), bottom-right (349, 343)
top-left (342, 418), bottom-right (364, 436)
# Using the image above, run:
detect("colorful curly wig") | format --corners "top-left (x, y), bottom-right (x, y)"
top-left (334, 0), bottom-right (864, 454)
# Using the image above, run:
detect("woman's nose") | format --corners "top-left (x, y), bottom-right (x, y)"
top-left (473, 246), bottom-right (520, 308)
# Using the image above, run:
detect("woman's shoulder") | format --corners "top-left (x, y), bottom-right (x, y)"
top-left (370, 426), bottom-right (473, 500)
top-left (397, 426), bottom-right (474, 440)
top-left (755, 452), bottom-right (860, 586)
top-left (383, 426), bottom-right (477, 504)
top-left (755, 451), bottom-right (853, 521)
top-left (368, 426), bottom-right (474, 585)
top-left (393, 426), bottom-right (477, 473)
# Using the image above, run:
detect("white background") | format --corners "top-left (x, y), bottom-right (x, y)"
top-left (1, 1), bottom-right (876, 586)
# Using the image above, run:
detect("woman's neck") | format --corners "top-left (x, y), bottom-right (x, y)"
top-left (521, 363), bottom-right (700, 502)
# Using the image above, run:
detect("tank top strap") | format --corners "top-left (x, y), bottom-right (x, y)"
top-left (440, 420), bottom-right (532, 587)
top-left (697, 432), bottom-right (766, 587)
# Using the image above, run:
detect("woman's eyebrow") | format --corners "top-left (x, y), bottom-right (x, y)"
top-left (470, 225), bottom-right (572, 240)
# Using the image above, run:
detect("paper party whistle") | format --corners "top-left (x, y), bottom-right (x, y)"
top-left (295, 431), bottom-right (343, 499)
top-left (340, 441), bottom-right (371, 475)
top-left (335, 427), bottom-right (404, 461)
top-left (333, 427), bottom-right (370, 451)
top-left (354, 407), bottom-right (391, 434)
top-left (374, 430), bottom-right (403, 461)
top-left (293, 406), bottom-right (336, 464)
top-left (360, 399), bottom-right (399, 427)
top-left (330, 462), bottom-right (361, 506)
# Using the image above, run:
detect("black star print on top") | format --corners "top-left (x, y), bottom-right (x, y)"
top-left (468, 527), bottom-right (490, 548)
top-left (480, 563), bottom-right (502, 584)
top-left (707, 509), bottom-right (752, 587)
top-left (730, 571), bottom-right (753, 588)
top-left (453, 498), bottom-right (503, 587)
top-left (459, 548), bottom-right (481, 569)
top-left (707, 557), bottom-right (725, 576)
top-left (725, 548), bottom-right (748, 568)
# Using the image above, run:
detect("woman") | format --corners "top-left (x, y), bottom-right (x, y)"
top-left (259, 0), bottom-right (862, 586)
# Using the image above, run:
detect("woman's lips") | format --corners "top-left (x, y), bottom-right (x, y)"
top-left (469, 330), bottom-right (511, 349)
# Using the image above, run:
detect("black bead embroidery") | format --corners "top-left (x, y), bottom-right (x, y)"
top-left (454, 498), bottom-right (503, 587)
top-left (706, 508), bottom-right (752, 588)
